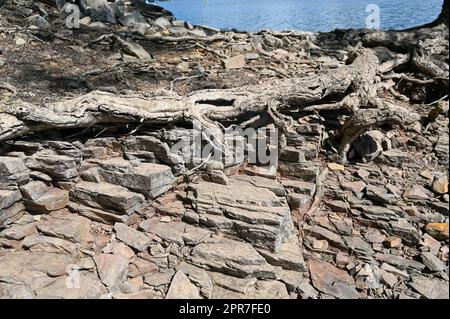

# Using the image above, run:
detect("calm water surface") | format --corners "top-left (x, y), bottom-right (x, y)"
top-left (154, 0), bottom-right (443, 32)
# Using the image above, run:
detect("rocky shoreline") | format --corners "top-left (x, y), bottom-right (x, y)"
top-left (0, 0), bottom-right (449, 299)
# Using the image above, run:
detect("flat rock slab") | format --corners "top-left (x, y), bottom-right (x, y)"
top-left (22, 234), bottom-right (80, 256)
top-left (94, 253), bottom-right (129, 288)
top-left (211, 280), bottom-right (289, 299)
top-left (0, 251), bottom-right (75, 296)
top-left (71, 181), bottom-right (145, 215)
top-left (84, 158), bottom-right (175, 199)
top-left (165, 270), bottom-right (202, 299)
top-left (309, 260), bottom-right (359, 299)
top-left (256, 232), bottom-right (307, 272)
top-left (188, 237), bottom-right (277, 279)
top-left (20, 181), bottom-right (69, 213)
top-left (25, 151), bottom-right (79, 180)
top-left (408, 275), bottom-right (449, 299)
top-left (114, 222), bottom-right (150, 252)
top-left (139, 220), bottom-right (212, 247)
top-left (35, 272), bottom-right (107, 299)
top-left (36, 212), bottom-right (93, 247)
top-left (188, 175), bottom-right (293, 252)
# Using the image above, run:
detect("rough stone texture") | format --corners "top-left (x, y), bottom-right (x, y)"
top-left (25, 151), bottom-right (79, 180)
top-left (188, 237), bottom-right (278, 279)
top-left (139, 220), bottom-right (212, 246)
top-left (309, 260), bottom-right (360, 299)
top-left (0, 251), bottom-right (75, 297)
top-left (165, 270), bottom-right (202, 299)
top-left (114, 223), bottom-right (150, 252)
top-left (83, 159), bottom-right (175, 199)
top-left (188, 175), bottom-right (293, 252)
top-left (20, 181), bottom-right (69, 213)
top-left (36, 212), bottom-right (93, 247)
top-left (71, 181), bottom-right (145, 215)
top-left (22, 234), bottom-right (80, 256)
top-left (94, 253), bottom-right (129, 288)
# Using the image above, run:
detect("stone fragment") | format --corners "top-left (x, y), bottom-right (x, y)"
top-left (71, 181), bottom-right (145, 215)
top-left (1, 223), bottom-right (36, 240)
top-left (223, 55), bottom-right (245, 69)
top-left (309, 260), bottom-right (359, 299)
top-left (114, 223), bottom-right (150, 252)
top-left (94, 253), bottom-right (129, 288)
top-left (188, 237), bottom-right (277, 279)
top-left (432, 176), bottom-right (448, 195)
top-left (383, 236), bottom-right (402, 248)
top-left (35, 273), bottom-right (107, 299)
top-left (256, 233), bottom-right (307, 271)
top-left (22, 234), bottom-right (79, 256)
top-left (188, 176), bottom-right (292, 252)
top-left (36, 213), bottom-right (93, 247)
top-left (403, 185), bottom-right (433, 200)
top-left (408, 275), bottom-right (449, 299)
top-left (20, 181), bottom-right (69, 213)
top-left (425, 223), bottom-right (449, 241)
top-left (420, 252), bottom-right (446, 272)
top-left (25, 152), bottom-right (79, 180)
top-left (144, 269), bottom-right (175, 287)
top-left (375, 253), bottom-right (425, 272)
top-left (166, 270), bottom-right (202, 299)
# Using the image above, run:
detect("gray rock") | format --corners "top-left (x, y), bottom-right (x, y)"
top-left (379, 149), bottom-right (408, 167)
top-left (22, 234), bottom-right (79, 256)
top-left (71, 181), bottom-right (145, 215)
top-left (20, 181), bottom-right (69, 213)
top-left (144, 269), bottom-right (175, 287)
top-left (139, 220), bottom-right (211, 247)
top-left (0, 251), bottom-right (74, 295)
top-left (88, 159), bottom-right (175, 199)
top-left (278, 162), bottom-right (321, 182)
top-left (434, 134), bottom-right (449, 165)
top-left (25, 152), bottom-right (79, 180)
top-left (281, 179), bottom-right (316, 196)
top-left (114, 223), bottom-right (150, 252)
top-left (36, 212), bottom-right (93, 247)
top-left (165, 270), bottom-right (202, 299)
top-left (223, 55), bottom-right (246, 69)
top-left (420, 252), bottom-right (446, 272)
top-left (35, 272), bottom-right (107, 299)
top-left (0, 190), bottom-right (22, 210)
top-left (343, 236), bottom-right (374, 256)
top-left (26, 14), bottom-right (51, 31)
top-left (154, 17), bottom-right (171, 29)
top-left (67, 202), bottom-right (129, 224)
top-left (256, 233), bottom-right (307, 271)
top-left (94, 253), bottom-right (129, 288)
top-left (375, 253), bottom-right (425, 272)
top-left (408, 275), bottom-right (449, 299)
top-left (0, 156), bottom-right (28, 176)
top-left (303, 224), bottom-right (347, 250)
top-left (287, 193), bottom-right (311, 210)
top-left (1, 223), bottom-right (36, 240)
top-left (188, 176), bottom-right (292, 252)
top-left (188, 237), bottom-right (277, 279)
top-left (309, 260), bottom-right (359, 299)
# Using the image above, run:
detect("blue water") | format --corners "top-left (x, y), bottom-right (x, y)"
top-left (154, 0), bottom-right (443, 32)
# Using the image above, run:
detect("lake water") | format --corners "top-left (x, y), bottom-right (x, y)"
top-left (154, 0), bottom-right (443, 32)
